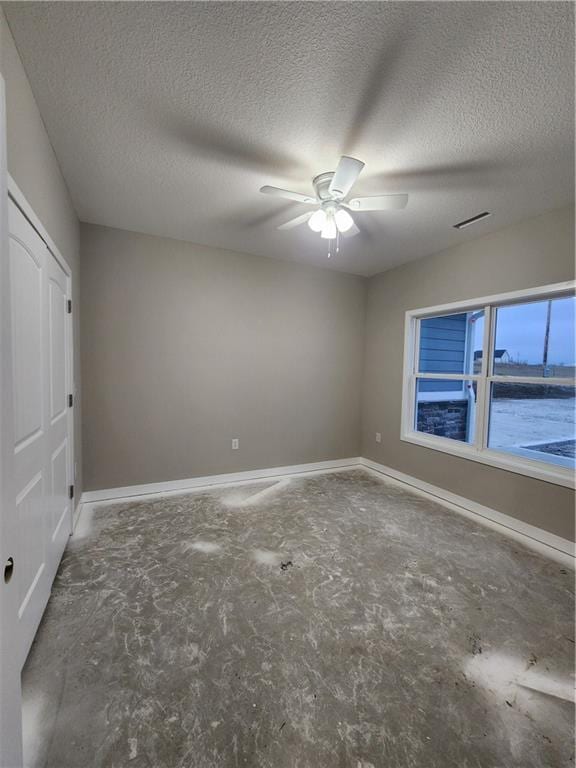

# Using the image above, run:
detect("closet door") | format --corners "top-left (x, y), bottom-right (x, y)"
top-left (45, 250), bottom-right (73, 576)
top-left (9, 199), bottom-right (73, 667)
top-left (0, 77), bottom-right (23, 768)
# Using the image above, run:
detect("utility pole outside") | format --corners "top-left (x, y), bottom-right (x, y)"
top-left (542, 299), bottom-right (552, 376)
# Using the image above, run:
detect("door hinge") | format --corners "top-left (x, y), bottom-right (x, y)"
top-left (68, 393), bottom-right (74, 408)
top-left (69, 485), bottom-right (74, 500)
top-left (67, 299), bottom-right (72, 314)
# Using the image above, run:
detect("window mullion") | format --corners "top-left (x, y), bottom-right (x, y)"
top-left (412, 318), bottom-right (421, 374)
top-left (484, 305), bottom-right (494, 378)
top-left (409, 374), bottom-right (417, 433)
top-left (414, 373), bottom-right (482, 381)
top-left (475, 378), bottom-right (488, 450)
top-left (488, 375), bottom-right (575, 386)
top-left (475, 305), bottom-right (493, 450)
top-left (402, 316), bottom-right (419, 438)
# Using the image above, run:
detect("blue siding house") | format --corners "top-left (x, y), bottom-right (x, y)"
top-left (416, 312), bottom-right (482, 442)
top-left (418, 313), bottom-right (468, 393)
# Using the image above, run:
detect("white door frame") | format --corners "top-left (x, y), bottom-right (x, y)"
top-left (7, 175), bottom-right (75, 530)
top-left (0, 76), bottom-right (76, 768)
top-left (0, 73), bottom-right (23, 768)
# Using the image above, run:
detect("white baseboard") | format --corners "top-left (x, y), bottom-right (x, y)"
top-left (78, 455), bottom-right (574, 568)
top-left (360, 457), bottom-right (575, 567)
top-left (80, 457), bottom-right (363, 504)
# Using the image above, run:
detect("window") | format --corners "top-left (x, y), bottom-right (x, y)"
top-left (402, 282), bottom-right (576, 488)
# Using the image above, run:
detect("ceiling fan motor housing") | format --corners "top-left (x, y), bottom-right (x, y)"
top-left (313, 172), bottom-right (337, 201)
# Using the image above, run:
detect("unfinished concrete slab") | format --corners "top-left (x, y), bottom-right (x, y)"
top-left (22, 470), bottom-right (574, 767)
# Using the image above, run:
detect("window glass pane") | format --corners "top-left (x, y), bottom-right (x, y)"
top-left (493, 296), bottom-right (576, 378)
top-left (418, 311), bottom-right (484, 375)
top-left (488, 382), bottom-right (576, 469)
top-left (415, 378), bottom-right (476, 443)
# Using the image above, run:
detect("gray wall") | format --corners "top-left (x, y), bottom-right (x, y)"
top-left (4, 1), bottom-right (572, 540)
top-left (362, 205), bottom-right (575, 541)
top-left (81, 224), bottom-right (366, 491)
top-left (0, 10), bottom-right (82, 497)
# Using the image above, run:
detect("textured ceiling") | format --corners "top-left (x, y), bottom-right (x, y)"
top-left (4, 1), bottom-right (574, 276)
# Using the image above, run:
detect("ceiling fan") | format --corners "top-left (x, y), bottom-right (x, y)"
top-left (260, 156), bottom-right (408, 242)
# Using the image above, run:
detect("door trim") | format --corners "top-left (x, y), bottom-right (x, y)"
top-left (7, 175), bottom-right (72, 278)
top-left (8, 175), bottom-right (75, 540)
top-left (0, 74), bottom-right (24, 768)
top-left (1, 163), bottom-right (75, 767)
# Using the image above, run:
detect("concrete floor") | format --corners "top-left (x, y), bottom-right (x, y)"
top-left (22, 469), bottom-right (574, 768)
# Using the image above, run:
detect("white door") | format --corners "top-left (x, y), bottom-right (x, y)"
top-left (9, 198), bottom-right (73, 668)
top-left (0, 76), bottom-right (23, 768)
top-left (45, 244), bottom-right (73, 576)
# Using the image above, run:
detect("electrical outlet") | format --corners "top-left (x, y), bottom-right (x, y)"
top-left (375, 432), bottom-right (382, 443)
top-left (232, 438), bottom-right (239, 450)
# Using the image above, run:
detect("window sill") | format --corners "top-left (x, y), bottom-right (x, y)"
top-left (401, 431), bottom-right (575, 489)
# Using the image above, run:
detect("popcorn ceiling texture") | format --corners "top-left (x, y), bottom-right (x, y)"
top-left (4, 2), bottom-right (574, 276)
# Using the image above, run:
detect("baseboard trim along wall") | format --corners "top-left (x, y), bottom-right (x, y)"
top-left (78, 456), bottom-right (575, 568)
top-left (79, 457), bottom-right (363, 503)
top-left (360, 457), bottom-right (575, 566)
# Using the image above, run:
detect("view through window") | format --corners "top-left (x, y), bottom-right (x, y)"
top-left (407, 290), bottom-right (575, 479)
top-left (487, 297), bottom-right (575, 467)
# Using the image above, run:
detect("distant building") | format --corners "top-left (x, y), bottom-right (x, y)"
top-left (474, 349), bottom-right (510, 363)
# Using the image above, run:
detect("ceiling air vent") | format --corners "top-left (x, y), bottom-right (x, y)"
top-left (453, 211), bottom-right (492, 230)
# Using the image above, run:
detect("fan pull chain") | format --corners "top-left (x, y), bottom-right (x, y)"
top-left (327, 230), bottom-right (342, 259)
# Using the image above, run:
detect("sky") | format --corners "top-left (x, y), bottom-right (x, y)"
top-left (491, 297), bottom-right (575, 366)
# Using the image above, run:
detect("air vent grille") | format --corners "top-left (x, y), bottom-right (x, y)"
top-left (453, 212), bottom-right (492, 230)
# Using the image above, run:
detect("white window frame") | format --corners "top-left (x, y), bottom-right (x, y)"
top-left (401, 281), bottom-right (576, 489)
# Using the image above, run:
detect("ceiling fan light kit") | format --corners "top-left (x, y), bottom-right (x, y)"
top-left (259, 156), bottom-right (408, 257)
top-left (320, 209), bottom-right (337, 240)
top-left (308, 208), bottom-right (326, 232)
top-left (334, 207), bottom-right (354, 233)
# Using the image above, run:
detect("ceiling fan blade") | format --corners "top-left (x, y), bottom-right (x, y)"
top-left (260, 185), bottom-right (315, 204)
top-left (329, 156), bottom-right (365, 199)
top-left (341, 221), bottom-right (360, 238)
top-left (277, 211), bottom-right (313, 230)
top-left (347, 194), bottom-right (409, 212)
